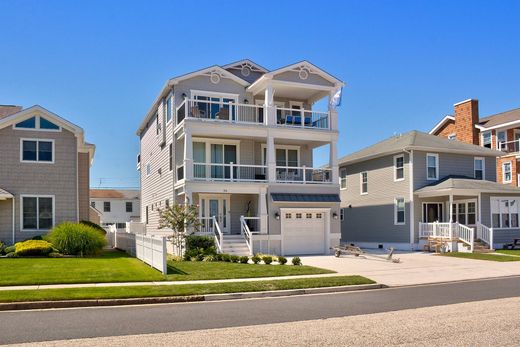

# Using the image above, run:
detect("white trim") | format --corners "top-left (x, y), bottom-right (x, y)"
top-left (13, 115), bottom-right (62, 132)
top-left (170, 65), bottom-right (250, 87)
top-left (453, 99), bottom-right (476, 107)
top-left (20, 194), bottom-right (55, 232)
top-left (19, 138), bottom-right (55, 164)
top-left (481, 131), bottom-right (492, 148)
top-left (474, 157), bottom-right (485, 180)
top-left (221, 59), bottom-right (269, 73)
top-left (408, 150), bottom-right (414, 247)
top-left (502, 161), bottom-right (512, 183)
top-left (421, 202), bottom-right (444, 223)
top-left (394, 197), bottom-right (406, 225)
top-left (490, 196), bottom-right (520, 229)
top-left (429, 115), bottom-right (455, 134)
top-left (198, 193), bottom-right (231, 234)
top-left (426, 153), bottom-right (439, 181)
top-left (393, 154), bottom-right (405, 182)
top-left (0, 105), bottom-right (83, 134)
top-left (478, 119), bottom-right (520, 131)
top-left (360, 171), bottom-right (368, 195)
top-left (190, 89), bottom-right (240, 100)
top-left (339, 167), bottom-right (347, 190)
top-left (450, 199), bottom-right (478, 226)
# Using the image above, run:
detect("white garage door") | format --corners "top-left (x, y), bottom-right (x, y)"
top-left (282, 210), bottom-right (326, 255)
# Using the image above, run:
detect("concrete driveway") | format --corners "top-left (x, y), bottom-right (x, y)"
top-left (300, 251), bottom-right (520, 286)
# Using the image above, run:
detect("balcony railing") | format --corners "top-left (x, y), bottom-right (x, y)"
top-left (275, 166), bottom-right (332, 184)
top-left (499, 139), bottom-right (520, 153)
top-left (193, 162), bottom-right (268, 182)
top-left (176, 99), bottom-right (330, 129)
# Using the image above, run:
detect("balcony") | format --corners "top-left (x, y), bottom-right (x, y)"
top-left (176, 98), bottom-right (330, 130)
top-left (499, 139), bottom-right (520, 154)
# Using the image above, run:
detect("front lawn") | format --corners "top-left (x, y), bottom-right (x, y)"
top-left (440, 252), bottom-right (520, 262)
top-left (495, 250), bottom-right (520, 256)
top-left (0, 276), bottom-right (374, 303)
top-left (0, 250), bottom-right (335, 286)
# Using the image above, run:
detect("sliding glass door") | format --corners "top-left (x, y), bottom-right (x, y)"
top-left (211, 144), bottom-right (237, 179)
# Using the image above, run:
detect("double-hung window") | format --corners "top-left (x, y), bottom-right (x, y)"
top-left (394, 155), bottom-right (404, 181)
top-left (491, 198), bottom-right (520, 228)
top-left (426, 153), bottom-right (439, 180)
top-left (503, 161), bottom-right (512, 183)
top-left (21, 139), bottom-right (54, 163)
top-left (126, 202), bottom-right (133, 213)
top-left (360, 172), bottom-right (368, 195)
top-left (340, 168), bottom-right (347, 189)
top-left (497, 131), bottom-right (506, 150)
top-left (21, 196), bottom-right (54, 230)
top-left (482, 132), bottom-right (492, 148)
top-left (104, 201), bottom-right (111, 212)
top-left (394, 198), bottom-right (405, 225)
top-left (474, 157), bottom-right (484, 180)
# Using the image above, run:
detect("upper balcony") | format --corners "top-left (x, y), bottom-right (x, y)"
top-left (498, 139), bottom-right (520, 154)
top-left (176, 98), bottom-right (330, 130)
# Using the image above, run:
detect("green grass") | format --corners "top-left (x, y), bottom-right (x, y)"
top-left (0, 276), bottom-right (374, 303)
top-left (495, 249), bottom-right (520, 256)
top-left (440, 252), bottom-right (520, 262)
top-left (0, 250), bottom-right (334, 286)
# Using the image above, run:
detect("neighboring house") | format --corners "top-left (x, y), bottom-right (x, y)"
top-left (136, 59), bottom-right (344, 256)
top-left (0, 105), bottom-right (95, 245)
top-left (431, 99), bottom-right (520, 186)
top-left (339, 130), bottom-right (520, 251)
top-left (90, 189), bottom-right (141, 228)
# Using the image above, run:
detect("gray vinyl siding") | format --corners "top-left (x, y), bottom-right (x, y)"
top-left (413, 151), bottom-right (497, 190)
top-left (273, 70), bottom-right (334, 87)
top-left (340, 152), bottom-right (411, 244)
top-left (173, 75), bottom-right (248, 106)
top-left (480, 193), bottom-right (520, 246)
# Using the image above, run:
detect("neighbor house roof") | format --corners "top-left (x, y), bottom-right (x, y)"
top-left (415, 176), bottom-right (520, 197)
top-left (477, 107), bottom-right (520, 130)
top-left (271, 193), bottom-right (341, 203)
top-left (90, 189), bottom-right (140, 200)
top-left (0, 188), bottom-right (13, 199)
top-left (339, 131), bottom-right (504, 166)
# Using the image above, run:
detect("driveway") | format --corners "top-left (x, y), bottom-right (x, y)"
top-left (300, 251), bottom-right (520, 286)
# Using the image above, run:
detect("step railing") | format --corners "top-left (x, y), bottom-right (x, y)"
top-left (213, 216), bottom-right (223, 253)
top-left (240, 216), bottom-right (257, 256)
top-left (418, 222), bottom-right (454, 239)
top-left (476, 222), bottom-right (494, 249)
top-left (197, 216), bottom-right (223, 253)
top-left (456, 223), bottom-right (474, 252)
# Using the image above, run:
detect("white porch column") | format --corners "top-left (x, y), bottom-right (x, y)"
top-left (259, 187), bottom-right (268, 235)
top-left (184, 188), bottom-right (192, 205)
top-left (265, 83), bottom-right (275, 126)
top-left (267, 135), bottom-right (276, 183)
top-left (328, 90), bottom-right (339, 131)
top-left (330, 141), bottom-right (338, 184)
top-left (12, 197), bottom-right (15, 245)
top-left (448, 193), bottom-right (453, 239)
top-left (183, 129), bottom-right (193, 180)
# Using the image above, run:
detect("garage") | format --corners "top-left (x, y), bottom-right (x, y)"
top-left (281, 209), bottom-right (327, 255)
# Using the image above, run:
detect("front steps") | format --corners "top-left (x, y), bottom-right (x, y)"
top-left (221, 234), bottom-right (250, 256)
top-left (473, 239), bottom-right (494, 253)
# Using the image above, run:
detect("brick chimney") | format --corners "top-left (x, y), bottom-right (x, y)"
top-left (454, 99), bottom-right (479, 145)
top-left (0, 105), bottom-right (22, 119)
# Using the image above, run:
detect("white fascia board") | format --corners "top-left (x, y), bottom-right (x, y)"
top-left (429, 115), bottom-right (455, 134)
top-left (477, 119), bottom-right (520, 131)
top-left (0, 105), bottom-right (84, 134)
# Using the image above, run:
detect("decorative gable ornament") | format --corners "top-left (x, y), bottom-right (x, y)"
top-left (210, 72), bottom-right (221, 84)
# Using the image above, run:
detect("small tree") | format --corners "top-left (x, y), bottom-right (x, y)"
top-left (158, 203), bottom-right (200, 257)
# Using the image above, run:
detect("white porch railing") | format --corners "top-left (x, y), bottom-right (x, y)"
top-left (193, 162), bottom-right (267, 182)
top-left (197, 216), bottom-right (223, 253)
top-left (456, 223), bottom-right (474, 252)
top-left (213, 216), bottom-right (223, 253)
top-left (276, 107), bottom-right (330, 129)
top-left (240, 216), bottom-right (258, 256)
top-left (476, 222), bottom-right (494, 249)
top-left (418, 222), bottom-right (454, 238)
top-left (275, 166), bottom-right (333, 184)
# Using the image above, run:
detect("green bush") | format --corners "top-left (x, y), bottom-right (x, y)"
top-left (4, 245), bottom-right (15, 254)
top-left (185, 235), bottom-right (215, 253)
top-left (203, 255), bottom-right (216, 262)
top-left (195, 253), bottom-right (205, 261)
top-left (292, 256), bottom-right (302, 266)
top-left (48, 222), bottom-right (107, 256)
top-left (230, 255), bottom-right (240, 263)
top-left (239, 256), bottom-right (249, 264)
top-left (251, 255), bottom-right (261, 264)
top-left (214, 253), bottom-right (222, 261)
top-left (221, 253), bottom-right (231, 262)
top-left (0, 241), bottom-right (5, 255)
top-left (6, 252), bottom-right (19, 258)
top-left (278, 256), bottom-right (287, 265)
top-left (80, 220), bottom-right (106, 235)
top-left (262, 256), bottom-right (273, 265)
top-left (15, 240), bottom-right (54, 256)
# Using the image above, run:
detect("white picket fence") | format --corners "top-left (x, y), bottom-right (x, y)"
top-left (107, 225), bottom-right (167, 274)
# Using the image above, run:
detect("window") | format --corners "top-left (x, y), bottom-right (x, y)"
top-left (146, 206), bottom-right (149, 224)
top-left (40, 118), bottom-right (60, 130)
top-left (306, 213), bottom-right (312, 219)
top-left (90, 201), bottom-right (95, 208)
top-left (394, 155), bottom-right (404, 181)
top-left (340, 209), bottom-right (344, 221)
top-left (126, 202), bottom-right (133, 213)
top-left (426, 153), bottom-right (439, 180)
top-left (360, 172), bottom-right (368, 194)
top-left (497, 131), bottom-right (506, 150)
top-left (296, 213), bottom-right (302, 219)
top-left (15, 116), bottom-right (60, 131)
top-left (169, 143), bottom-right (173, 171)
top-left (482, 132), bottom-right (492, 148)
top-left (340, 168), bottom-right (347, 189)
top-left (316, 213), bottom-right (322, 219)
top-left (503, 161), bottom-right (512, 183)
top-left (474, 157), bottom-right (484, 180)
top-left (104, 202), bottom-right (111, 212)
top-left (146, 163), bottom-right (151, 177)
top-left (166, 97), bottom-right (172, 123)
top-left (15, 117), bottom-right (36, 129)
top-left (21, 139), bottom-right (54, 163)
top-left (395, 198), bottom-right (405, 225)
top-left (116, 223), bottom-right (126, 229)
top-left (21, 196), bottom-right (53, 230)
top-left (285, 213), bottom-right (292, 219)
top-left (447, 133), bottom-right (456, 140)
top-left (491, 198), bottom-right (520, 228)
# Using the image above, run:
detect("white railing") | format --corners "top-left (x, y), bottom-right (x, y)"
top-left (240, 216), bottom-right (256, 256)
top-left (499, 139), bottom-right (520, 153)
top-left (456, 224), bottom-right (474, 251)
top-left (213, 216), bottom-right (223, 253)
top-left (193, 162), bottom-right (267, 182)
top-left (125, 221), bottom-right (145, 234)
top-left (275, 166), bottom-right (332, 184)
top-left (276, 107), bottom-right (330, 129)
top-left (418, 222), bottom-right (454, 238)
top-left (197, 216), bottom-right (216, 235)
top-left (476, 222), bottom-right (494, 249)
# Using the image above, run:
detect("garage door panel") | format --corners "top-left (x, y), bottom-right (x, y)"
top-left (282, 210), bottom-right (326, 255)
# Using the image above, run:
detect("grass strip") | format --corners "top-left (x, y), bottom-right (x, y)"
top-left (495, 250), bottom-right (520, 257)
top-left (0, 276), bottom-right (374, 303)
top-left (440, 252), bottom-right (520, 262)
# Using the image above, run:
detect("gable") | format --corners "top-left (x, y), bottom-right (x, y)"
top-left (222, 59), bottom-right (267, 84)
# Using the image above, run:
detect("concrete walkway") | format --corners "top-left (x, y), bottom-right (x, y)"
top-left (300, 251), bottom-right (520, 286)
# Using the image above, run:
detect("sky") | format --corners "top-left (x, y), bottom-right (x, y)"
top-left (1, 0), bottom-right (519, 188)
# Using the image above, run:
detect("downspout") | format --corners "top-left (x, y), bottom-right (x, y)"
top-left (12, 196), bottom-right (15, 245)
top-left (403, 148), bottom-right (414, 250)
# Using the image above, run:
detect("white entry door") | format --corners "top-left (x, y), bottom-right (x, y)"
top-left (282, 209), bottom-right (327, 255)
top-left (199, 195), bottom-right (231, 234)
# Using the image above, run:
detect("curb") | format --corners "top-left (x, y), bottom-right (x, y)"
top-left (0, 283), bottom-right (384, 311)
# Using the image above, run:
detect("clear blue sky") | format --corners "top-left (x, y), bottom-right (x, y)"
top-left (1, 0), bottom-right (519, 188)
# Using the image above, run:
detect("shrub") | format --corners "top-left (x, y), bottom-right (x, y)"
top-left (195, 253), bottom-right (205, 261)
top-left (15, 240), bottom-right (54, 256)
top-left (278, 256), bottom-right (287, 265)
top-left (214, 253), bottom-right (222, 261)
top-left (251, 255), bottom-right (261, 264)
top-left (262, 256), bottom-right (273, 265)
top-left (80, 220), bottom-right (106, 235)
top-left (230, 255), bottom-right (240, 263)
top-left (6, 252), bottom-right (19, 258)
top-left (292, 256), bottom-right (302, 266)
top-left (48, 252), bottom-right (64, 258)
top-left (48, 222), bottom-right (107, 256)
top-left (185, 235), bottom-right (215, 253)
top-left (239, 256), bottom-right (249, 264)
top-left (221, 253), bottom-right (231, 262)
top-left (203, 255), bottom-right (216, 262)
top-left (0, 241), bottom-right (5, 255)
top-left (4, 245), bottom-right (15, 254)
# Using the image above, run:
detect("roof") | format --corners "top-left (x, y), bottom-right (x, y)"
top-left (338, 130), bottom-right (504, 166)
top-left (415, 176), bottom-right (520, 196)
top-left (90, 189), bottom-right (140, 199)
top-left (429, 115), bottom-right (455, 134)
top-left (478, 107), bottom-right (520, 129)
top-left (271, 193), bottom-right (341, 203)
top-left (0, 188), bottom-right (13, 199)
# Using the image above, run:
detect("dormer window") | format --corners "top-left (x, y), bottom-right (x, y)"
top-left (14, 116), bottom-right (60, 131)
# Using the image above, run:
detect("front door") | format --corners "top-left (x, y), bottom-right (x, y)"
top-left (423, 203), bottom-right (443, 223)
top-left (199, 195), bottom-right (231, 234)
